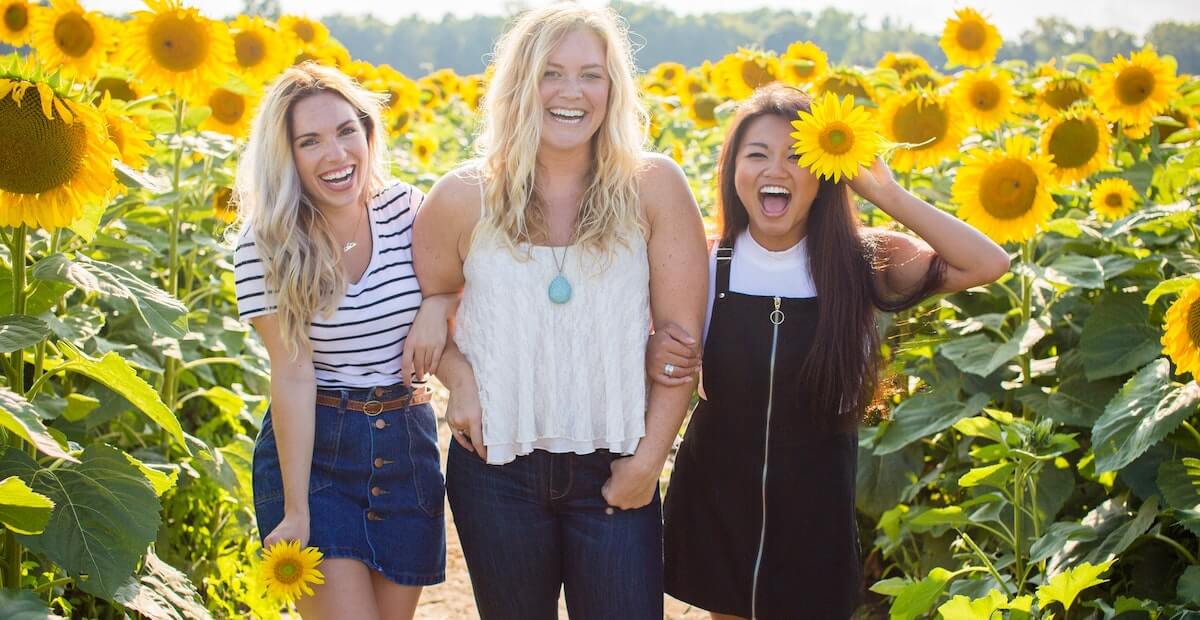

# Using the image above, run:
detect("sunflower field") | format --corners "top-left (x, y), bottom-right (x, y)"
top-left (0, 0), bottom-right (1199, 617)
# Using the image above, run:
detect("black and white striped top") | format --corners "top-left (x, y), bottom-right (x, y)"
top-left (233, 181), bottom-right (424, 389)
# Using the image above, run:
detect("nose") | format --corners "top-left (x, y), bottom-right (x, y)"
top-left (561, 75), bottom-right (584, 98)
top-left (323, 138), bottom-right (348, 163)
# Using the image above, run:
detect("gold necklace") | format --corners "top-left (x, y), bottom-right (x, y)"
top-left (342, 205), bottom-right (365, 253)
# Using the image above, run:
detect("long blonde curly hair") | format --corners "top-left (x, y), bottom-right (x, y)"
top-left (476, 5), bottom-right (648, 252)
top-left (232, 62), bottom-right (388, 356)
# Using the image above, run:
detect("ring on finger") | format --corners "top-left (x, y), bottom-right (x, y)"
top-left (663, 362), bottom-right (675, 377)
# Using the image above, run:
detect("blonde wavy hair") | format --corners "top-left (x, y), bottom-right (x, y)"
top-left (232, 62), bottom-right (388, 356)
top-left (476, 4), bottom-right (648, 251)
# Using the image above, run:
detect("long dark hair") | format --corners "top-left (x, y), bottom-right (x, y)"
top-left (716, 84), bottom-right (944, 430)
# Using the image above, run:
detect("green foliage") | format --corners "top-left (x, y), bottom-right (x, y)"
top-left (0, 477), bottom-right (53, 535)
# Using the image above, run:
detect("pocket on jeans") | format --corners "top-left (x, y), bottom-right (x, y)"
top-left (406, 404), bottom-right (445, 517)
top-left (253, 411), bottom-right (335, 506)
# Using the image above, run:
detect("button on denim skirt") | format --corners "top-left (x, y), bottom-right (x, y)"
top-left (253, 384), bottom-right (446, 586)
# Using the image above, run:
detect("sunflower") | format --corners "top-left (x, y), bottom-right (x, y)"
top-left (781, 41), bottom-right (828, 86)
top-left (953, 66), bottom-right (1015, 131)
top-left (92, 69), bottom-right (141, 102)
top-left (0, 0), bottom-right (34, 46)
top-left (1162, 280), bottom-right (1200, 380)
top-left (342, 60), bottom-right (378, 85)
top-left (687, 92), bottom-right (720, 129)
top-left (411, 134), bottom-right (435, 166)
top-left (940, 8), bottom-right (1002, 68)
top-left (458, 73), bottom-right (486, 111)
top-left (815, 67), bottom-right (876, 104)
top-left (901, 68), bottom-right (947, 91)
top-left (260, 540), bottom-right (324, 602)
top-left (1088, 177), bottom-right (1138, 220)
top-left (122, 0), bottom-right (235, 99)
top-left (212, 185), bottom-right (235, 223)
top-left (713, 48), bottom-right (779, 100)
top-left (196, 83), bottom-right (259, 139)
top-left (0, 71), bottom-right (119, 230)
top-left (30, 0), bottom-right (115, 80)
top-left (278, 14), bottom-right (328, 49)
top-left (952, 135), bottom-right (1057, 244)
top-left (1035, 74), bottom-right (1090, 119)
top-left (647, 61), bottom-right (686, 94)
top-left (790, 92), bottom-right (881, 183)
top-left (878, 51), bottom-right (930, 78)
top-left (1094, 45), bottom-right (1181, 127)
top-left (1153, 106), bottom-right (1196, 143)
top-left (372, 65), bottom-right (420, 130)
top-left (1040, 108), bottom-right (1111, 184)
top-left (97, 93), bottom-right (154, 169)
top-left (228, 15), bottom-right (294, 86)
top-left (879, 88), bottom-right (967, 172)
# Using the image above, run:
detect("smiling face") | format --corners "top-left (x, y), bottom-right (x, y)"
top-left (289, 91), bottom-right (371, 213)
top-left (733, 114), bottom-right (821, 251)
top-left (538, 28), bottom-right (610, 155)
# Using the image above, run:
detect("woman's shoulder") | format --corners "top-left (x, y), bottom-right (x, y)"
top-left (636, 152), bottom-right (694, 219)
top-left (370, 179), bottom-right (420, 211)
top-left (420, 163), bottom-right (485, 222)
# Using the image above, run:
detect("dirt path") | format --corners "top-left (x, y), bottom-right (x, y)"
top-left (416, 387), bottom-right (706, 619)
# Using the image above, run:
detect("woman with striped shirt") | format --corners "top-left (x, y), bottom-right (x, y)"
top-left (232, 63), bottom-right (452, 619)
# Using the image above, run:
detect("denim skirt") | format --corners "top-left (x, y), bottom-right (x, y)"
top-left (253, 383), bottom-right (446, 586)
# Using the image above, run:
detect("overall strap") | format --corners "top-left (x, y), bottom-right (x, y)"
top-left (715, 244), bottom-right (733, 300)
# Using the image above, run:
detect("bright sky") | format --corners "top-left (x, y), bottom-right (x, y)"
top-left (85, 0), bottom-right (1200, 37)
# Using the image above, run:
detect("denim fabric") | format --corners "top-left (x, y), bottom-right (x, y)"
top-left (446, 440), bottom-right (663, 619)
top-left (253, 383), bottom-right (446, 586)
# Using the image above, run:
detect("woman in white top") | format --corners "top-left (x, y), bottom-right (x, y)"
top-left (412, 5), bottom-right (707, 618)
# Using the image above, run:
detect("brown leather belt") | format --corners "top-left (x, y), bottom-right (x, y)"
top-left (314, 386), bottom-right (433, 416)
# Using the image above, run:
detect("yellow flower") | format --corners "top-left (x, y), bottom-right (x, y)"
top-left (713, 48), bottom-right (779, 100)
top-left (940, 7), bottom-right (1002, 68)
top-left (122, 0), bottom-right (235, 99)
top-left (98, 93), bottom-right (154, 169)
top-left (901, 68), bottom-right (947, 91)
top-left (879, 88), bottom-right (966, 172)
top-left (648, 61), bottom-right (686, 92)
top-left (815, 67), bottom-right (876, 104)
top-left (260, 540), bottom-right (324, 602)
top-left (458, 73), bottom-right (486, 111)
top-left (952, 135), bottom-right (1057, 244)
top-left (1088, 177), bottom-right (1138, 220)
top-left (93, 68), bottom-right (141, 102)
top-left (1094, 45), bottom-right (1181, 127)
top-left (212, 185), bottom-right (235, 223)
top-left (790, 92), bottom-right (881, 183)
top-left (1035, 74), bottom-right (1090, 119)
top-left (0, 72), bottom-right (119, 230)
top-left (411, 134), bottom-right (435, 166)
top-left (1162, 280), bottom-right (1200, 379)
top-left (878, 51), bottom-right (930, 78)
top-left (781, 41), bottom-right (828, 86)
top-left (30, 0), bottom-right (115, 79)
top-left (278, 14), bottom-right (328, 49)
top-left (228, 15), bottom-right (294, 85)
top-left (1040, 108), bottom-right (1111, 184)
top-left (196, 83), bottom-right (259, 139)
top-left (687, 92), bottom-right (720, 129)
top-left (0, 0), bottom-right (34, 46)
top-left (953, 66), bottom-right (1015, 131)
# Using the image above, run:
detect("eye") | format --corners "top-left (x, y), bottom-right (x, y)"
top-left (584, 72), bottom-right (602, 80)
top-left (340, 126), bottom-right (358, 136)
top-left (299, 138), bottom-right (317, 148)
top-left (543, 70), bottom-right (561, 79)
top-left (745, 152), bottom-right (766, 159)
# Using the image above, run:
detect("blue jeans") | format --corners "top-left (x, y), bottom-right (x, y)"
top-left (446, 441), bottom-right (663, 619)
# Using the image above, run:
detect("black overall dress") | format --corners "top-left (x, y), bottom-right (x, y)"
top-left (663, 245), bottom-right (862, 619)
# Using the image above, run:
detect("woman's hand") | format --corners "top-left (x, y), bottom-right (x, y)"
top-left (646, 322), bottom-right (700, 387)
top-left (263, 510), bottom-right (310, 549)
top-left (847, 157), bottom-right (902, 206)
top-left (446, 369), bottom-right (487, 461)
top-left (401, 294), bottom-right (457, 386)
top-left (602, 455), bottom-right (660, 510)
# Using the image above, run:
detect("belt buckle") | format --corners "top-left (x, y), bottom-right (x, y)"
top-left (362, 400), bottom-right (384, 416)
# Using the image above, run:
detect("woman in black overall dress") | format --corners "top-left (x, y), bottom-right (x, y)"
top-left (648, 84), bottom-right (1010, 619)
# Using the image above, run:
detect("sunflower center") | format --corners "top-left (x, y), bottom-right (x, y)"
top-left (149, 14), bottom-right (211, 72)
top-left (892, 59), bottom-right (922, 76)
top-left (693, 95), bottom-right (718, 122)
top-left (969, 80), bottom-right (1001, 112)
top-left (788, 58), bottom-right (816, 79)
top-left (209, 89), bottom-right (246, 125)
top-left (273, 560), bottom-right (302, 585)
top-left (0, 89), bottom-right (86, 195)
top-left (93, 77), bottom-right (137, 101)
top-left (1104, 192), bottom-right (1124, 207)
top-left (293, 21), bottom-right (315, 42)
top-left (978, 159), bottom-right (1039, 220)
top-left (903, 72), bottom-right (939, 90)
top-left (54, 12), bottom-right (96, 58)
top-left (234, 31), bottom-right (266, 68)
top-left (662, 67), bottom-right (677, 81)
top-left (4, 3), bottom-right (29, 32)
top-left (741, 59), bottom-right (775, 90)
top-left (819, 123), bottom-right (855, 155)
top-left (824, 76), bottom-right (871, 102)
top-left (1047, 118), bottom-right (1100, 169)
top-left (1116, 66), bottom-right (1155, 106)
top-left (892, 99), bottom-right (948, 148)
top-left (956, 21), bottom-right (987, 51)
top-left (1042, 80), bottom-right (1087, 111)
top-left (1188, 298), bottom-right (1200, 347)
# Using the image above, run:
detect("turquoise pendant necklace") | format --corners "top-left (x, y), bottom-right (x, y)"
top-left (548, 245), bottom-right (572, 304)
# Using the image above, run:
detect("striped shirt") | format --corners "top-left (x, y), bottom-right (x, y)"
top-left (233, 181), bottom-right (424, 389)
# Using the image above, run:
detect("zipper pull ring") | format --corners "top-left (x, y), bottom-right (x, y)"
top-left (769, 296), bottom-right (785, 326)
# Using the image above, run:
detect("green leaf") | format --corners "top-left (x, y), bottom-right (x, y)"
top-left (857, 440), bottom-right (922, 518)
top-left (874, 393), bottom-right (991, 455)
top-left (1092, 359), bottom-right (1200, 473)
top-left (0, 387), bottom-right (76, 462)
top-left (0, 316), bottom-right (50, 354)
top-left (909, 506), bottom-right (971, 529)
top-left (1044, 351), bottom-right (1124, 428)
top-left (1178, 566), bottom-right (1200, 606)
top-left (62, 393), bottom-right (100, 423)
top-left (937, 589), bottom-right (1008, 620)
top-left (890, 567), bottom-right (954, 620)
top-left (124, 453), bottom-right (177, 498)
top-left (0, 270), bottom-right (73, 316)
top-left (871, 577), bottom-right (911, 597)
top-left (0, 477), bottom-right (53, 535)
top-left (1145, 275), bottom-right (1200, 307)
top-left (1079, 293), bottom-right (1162, 381)
top-left (959, 462), bottom-right (1014, 489)
top-left (0, 588), bottom-right (59, 619)
top-left (113, 548), bottom-right (212, 620)
top-left (56, 343), bottom-right (188, 452)
top-left (938, 319), bottom-right (1047, 377)
top-left (32, 254), bottom-right (187, 339)
top-left (1036, 560), bottom-right (1114, 612)
top-left (953, 416), bottom-right (1004, 443)
top-left (1030, 522), bottom-right (1097, 564)
top-left (1157, 460), bottom-right (1200, 537)
top-left (0, 445), bottom-right (160, 600)
top-left (1043, 254), bottom-right (1106, 289)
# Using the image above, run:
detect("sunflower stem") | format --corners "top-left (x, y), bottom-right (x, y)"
top-left (3, 225), bottom-right (29, 592)
top-left (162, 98), bottom-right (186, 417)
top-left (31, 230), bottom-right (63, 402)
top-left (1019, 238), bottom-right (1035, 413)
